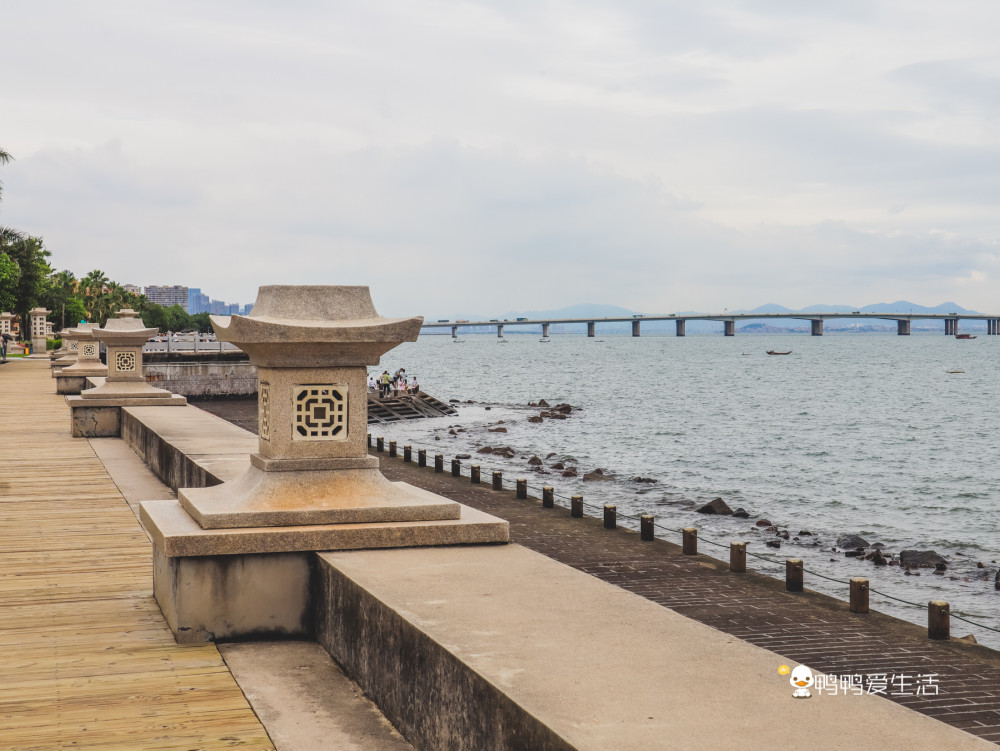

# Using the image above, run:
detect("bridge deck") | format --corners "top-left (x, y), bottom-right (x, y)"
top-left (0, 360), bottom-right (273, 750)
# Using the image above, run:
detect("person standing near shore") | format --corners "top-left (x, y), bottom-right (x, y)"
top-left (380, 370), bottom-right (391, 398)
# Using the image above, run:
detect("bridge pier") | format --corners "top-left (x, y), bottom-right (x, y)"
top-left (897, 320), bottom-right (911, 336)
top-left (497, 324), bottom-right (504, 339)
top-left (587, 321), bottom-right (595, 338)
top-left (542, 322), bottom-right (550, 338)
top-left (631, 320), bottom-right (640, 337)
top-left (675, 319), bottom-right (685, 337)
top-left (944, 318), bottom-right (958, 335)
top-left (724, 320), bottom-right (735, 336)
top-left (451, 325), bottom-right (458, 339)
top-left (990, 319), bottom-right (998, 335)
top-left (810, 320), bottom-right (823, 336)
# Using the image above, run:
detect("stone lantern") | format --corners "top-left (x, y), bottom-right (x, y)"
top-left (55, 324), bottom-right (107, 394)
top-left (140, 286), bottom-right (508, 643)
top-left (50, 328), bottom-right (81, 368)
top-left (26, 307), bottom-right (51, 359)
top-left (0, 312), bottom-right (12, 337)
top-left (179, 286), bottom-right (458, 528)
top-left (65, 309), bottom-right (185, 435)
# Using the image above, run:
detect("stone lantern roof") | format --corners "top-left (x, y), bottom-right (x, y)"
top-left (210, 286), bottom-right (422, 367)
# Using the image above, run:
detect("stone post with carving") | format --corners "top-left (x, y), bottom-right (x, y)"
top-left (65, 309), bottom-right (185, 435)
top-left (139, 285), bottom-right (508, 643)
top-left (55, 324), bottom-right (107, 394)
top-left (26, 307), bottom-right (51, 358)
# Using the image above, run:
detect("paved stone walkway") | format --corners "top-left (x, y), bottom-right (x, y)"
top-left (373, 447), bottom-right (1000, 745)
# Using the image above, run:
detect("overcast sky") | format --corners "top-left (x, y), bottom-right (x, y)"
top-left (2, 1), bottom-right (999, 316)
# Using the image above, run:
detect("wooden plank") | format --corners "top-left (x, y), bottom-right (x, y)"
top-left (0, 361), bottom-right (273, 749)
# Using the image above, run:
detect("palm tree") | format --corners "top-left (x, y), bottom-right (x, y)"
top-left (80, 269), bottom-right (110, 319)
top-left (0, 147), bottom-right (11, 203)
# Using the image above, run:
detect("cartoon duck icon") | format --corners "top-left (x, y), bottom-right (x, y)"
top-left (790, 665), bottom-right (814, 698)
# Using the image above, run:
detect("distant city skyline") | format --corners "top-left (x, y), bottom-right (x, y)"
top-left (141, 284), bottom-right (251, 316)
top-left (2, 2), bottom-right (998, 316)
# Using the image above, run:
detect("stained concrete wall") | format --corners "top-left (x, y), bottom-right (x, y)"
top-left (144, 362), bottom-right (257, 398)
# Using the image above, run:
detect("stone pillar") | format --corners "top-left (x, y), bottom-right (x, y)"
top-left (27, 307), bottom-right (51, 358)
top-left (810, 319), bottom-right (823, 336)
top-left (497, 324), bottom-right (504, 338)
top-left (66, 309), bottom-right (185, 435)
top-left (675, 319), bottom-right (685, 337)
top-left (451, 325), bottom-right (458, 339)
top-left (724, 320), bottom-right (735, 336)
top-left (897, 319), bottom-right (910, 336)
top-left (541, 322), bottom-right (550, 338)
top-left (631, 320), bottom-right (640, 337)
top-left (0, 312), bottom-right (12, 336)
top-left (139, 285), bottom-right (509, 643)
top-left (587, 321), bottom-right (595, 337)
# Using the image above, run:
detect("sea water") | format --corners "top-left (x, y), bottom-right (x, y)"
top-left (371, 332), bottom-right (1000, 649)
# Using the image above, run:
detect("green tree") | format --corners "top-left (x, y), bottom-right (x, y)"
top-left (0, 147), bottom-right (11, 203)
top-left (42, 269), bottom-right (78, 330)
top-left (190, 312), bottom-right (213, 333)
top-left (139, 300), bottom-right (168, 332)
top-left (0, 251), bottom-right (20, 312)
top-left (1, 235), bottom-right (52, 335)
top-left (164, 304), bottom-right (190, 332)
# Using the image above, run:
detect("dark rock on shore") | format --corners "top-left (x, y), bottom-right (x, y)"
top-left (867, 549), bottom-right (888, 566)
top-left (488, 427), bottom-right (507, 433)
top-left (583, 468), bottom-right (612, 482)
top-left (766, 540), bottom-right (781, 548)
top-left (900, 550), bottom-right (947, 568)
top-left (537, 399), bottom-right (550, 407)
top-left (836, 534), bottom-right (870, 550)
top-left (755, 519), bottom-right (772, 527)
top-left (632, 477), bottom-right (657, 484)
top-left (551, 462), bottom-right (565, 470)
top-left (732, 508), bottom-right (750, 518)
top-left (527, 416), bottom-right (543, 423)
top-left (477, 446), bottom-right (494, 454)
top-left (528, 455), bottom-right (543, 466)
top-left (561, 468), bottom-right (578, 477)
top-left (696, 498), bottom-right (733, 515)
top-left (456, 454), bottom-right (471, 460)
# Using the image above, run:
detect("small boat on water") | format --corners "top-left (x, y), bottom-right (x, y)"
top-left (955, 334), bottom-right (977, 339)
top-left (766, 350), bottom-right (792, 355)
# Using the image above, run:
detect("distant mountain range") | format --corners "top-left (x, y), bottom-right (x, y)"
top-left (429, 301), bottom-right (985, 334)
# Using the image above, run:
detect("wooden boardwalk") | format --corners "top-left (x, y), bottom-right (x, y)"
top-left (0, 360), bottom-right (273, 750)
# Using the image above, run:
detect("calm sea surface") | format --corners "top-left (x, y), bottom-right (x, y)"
top-left (370, 332), bottom-right (1000, 649)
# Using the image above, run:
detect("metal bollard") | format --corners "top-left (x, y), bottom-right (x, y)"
top-left (730, 542), bottom-right (746, 573)
top-left (434, 454), bottom-right (444, 473)
top-left (376, 437), bottom-right (384, 452)
top-left (403, 445), bottom-right (412, 462)
top-left (786, 559), bottom-right (803, 592)
top-left (571, 495), bottom-right (583, 518)
top-left (451, 459), bottom-right (461, 477)
top-left (492, 471), bottom-right (502, 491)
top-left (928, 601), bottom-right (950, 640)
top-left (471, 465), bottom-right (480, 484)
top-left (542, 486), bottom-right (554, 508)
top-left (516, 479), bottom-right (527, 499)
top-left (640, 515), bottom-right (653, 541)
top-left (604, 505), bottom-right (616, 530)
top-left (682, 528), bottom-right (698, 555)
top-left (389, 440), bottom-right (397, 458)
top-left (850, 578), bottom-right (869, 614)
top-left (418, 449), bottom-right (427, 468)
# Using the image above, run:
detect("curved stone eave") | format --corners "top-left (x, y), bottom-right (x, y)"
top-left (209, 315), bottom-right (424, 345)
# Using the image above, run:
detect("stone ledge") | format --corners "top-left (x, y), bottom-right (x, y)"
top-left (141, 497), bottom-right (508, 557)
top-left (315, 544), bottom-right (993, 751)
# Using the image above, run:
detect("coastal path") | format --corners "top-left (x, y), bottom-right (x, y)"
top-left (0, 359), bottom-right (273, 750)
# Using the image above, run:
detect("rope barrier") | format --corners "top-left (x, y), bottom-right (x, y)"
top-left (372, 433), bottom-right (1000, 639)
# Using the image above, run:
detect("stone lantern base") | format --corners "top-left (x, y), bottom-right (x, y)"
top-left (65, 389), bottom-right (187, 437)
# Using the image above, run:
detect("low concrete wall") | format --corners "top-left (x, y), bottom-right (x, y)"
top-left (121, 405), bottom-right (255, 490)
top-left (144, 362), bottom-right (257, 398)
